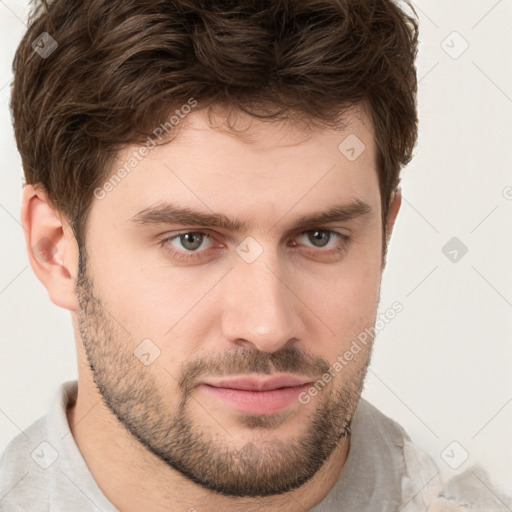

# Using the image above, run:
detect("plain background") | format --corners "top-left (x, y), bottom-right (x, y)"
top-left (1, 0), bottom-right (511, 495)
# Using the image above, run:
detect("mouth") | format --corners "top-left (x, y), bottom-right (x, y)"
top-left (198, 374), bottom-right (314, 415)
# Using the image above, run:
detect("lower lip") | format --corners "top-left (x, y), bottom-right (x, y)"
top-left (199, 383), bottom-right (310, 415)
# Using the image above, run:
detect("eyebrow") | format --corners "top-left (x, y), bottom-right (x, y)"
top-left (128, 199), bottom-right (372, 232)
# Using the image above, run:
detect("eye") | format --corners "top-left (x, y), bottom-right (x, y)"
top-left (158, 231), bottom-right (221, 262)
top-left (165, 232), bottom-right (214, 253)
top-left (296, 229), bottom-right (342, 249)
top-left (290, 228), bottom-right (350, 254)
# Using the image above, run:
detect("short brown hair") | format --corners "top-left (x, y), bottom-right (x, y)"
top-left (11, 0), bottom-right (419, 258)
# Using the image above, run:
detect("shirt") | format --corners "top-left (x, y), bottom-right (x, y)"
top-left (0, 380), bottom-right (510, 511)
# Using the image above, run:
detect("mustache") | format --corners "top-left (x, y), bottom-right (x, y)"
top-left (178, 345), bottom-right (331, 394)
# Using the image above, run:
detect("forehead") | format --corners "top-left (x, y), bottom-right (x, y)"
top-left (92, 105), bottom-right (380, 230)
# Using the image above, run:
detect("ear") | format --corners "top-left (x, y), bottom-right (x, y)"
top-left (385, 187), bottom-right (402, 245)
top-left (21, 184), bottom-right (79, 311)
top-left (381, 187), bottom-right (402, 269)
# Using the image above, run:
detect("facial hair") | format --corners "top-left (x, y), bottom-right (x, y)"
top-left (75, 265), bottom-right (373, 497)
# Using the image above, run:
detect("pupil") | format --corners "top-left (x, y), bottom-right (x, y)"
top-left (310, 231), bottom-right (329, 247)
top-left (182, 233), bottom-right (202, 250)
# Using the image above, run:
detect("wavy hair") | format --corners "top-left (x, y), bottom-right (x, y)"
top-left (11, 0), bottom-right (419, 251)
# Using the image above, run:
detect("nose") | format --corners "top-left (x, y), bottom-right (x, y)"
top-left (220, 248), bottom-right (306, 354)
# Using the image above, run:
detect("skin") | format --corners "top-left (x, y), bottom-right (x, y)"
top-left (21, 104), bottom-right (401, 512)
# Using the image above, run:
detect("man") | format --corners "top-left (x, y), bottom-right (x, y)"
top-left (0, 0), bottom-right (510, 511)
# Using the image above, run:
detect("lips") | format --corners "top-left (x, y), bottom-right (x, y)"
top-left (198, 374), bottom-right (314, 415)
top-left (201, 374), bottom-right (312, 391)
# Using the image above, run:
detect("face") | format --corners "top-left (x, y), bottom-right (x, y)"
top-left (75, 106), bottom-right (386, 497)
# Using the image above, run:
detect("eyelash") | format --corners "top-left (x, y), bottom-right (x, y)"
top-left (158, 229), bottom-right (350, 262)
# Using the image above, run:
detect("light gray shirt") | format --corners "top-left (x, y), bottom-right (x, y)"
top-left (1, 381), bottom-right (510, 511)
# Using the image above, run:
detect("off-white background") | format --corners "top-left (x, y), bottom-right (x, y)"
top-left (1, 0), bottom-right (511, 496)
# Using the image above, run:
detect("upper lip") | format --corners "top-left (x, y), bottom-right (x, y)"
top-left (201, 374), bottom-right (313, 391)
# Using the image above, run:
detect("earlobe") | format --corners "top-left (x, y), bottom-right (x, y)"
top-left (21, 184), bottom-right (79, 311)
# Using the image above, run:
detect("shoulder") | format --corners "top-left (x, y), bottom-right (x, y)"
top-left (401, 461), bottom-right (512, 511)
top-left (394, 420), bottom-right (512, 510)
top-left (0, 381), bottom-right (78, 511)
top-left (356, 400), bottom-right (512, 510)
top-left (0, 414), bottom-right (50, 511)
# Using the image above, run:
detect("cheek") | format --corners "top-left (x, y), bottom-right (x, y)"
top-left (302, 268), bottom-right (379, 341)
top-left (314, 230), bottom-right (382, 295)
top-left (293, 241), bottom-right (382, 359)
top-left (89, 255), bottom-right (222, 367)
